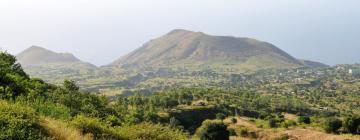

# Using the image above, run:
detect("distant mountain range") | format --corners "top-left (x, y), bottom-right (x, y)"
top-left (15, 29), bottom-right (328, 84)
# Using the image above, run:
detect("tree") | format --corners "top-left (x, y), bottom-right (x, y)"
top-left (324, 117), bottom-right (342, 133)
top-left (0, 51), bottom-right (29, 99)
top-left (343, 116), bottom-right (360, 134)
top-left (63, 80), bottom-right (79, 92)
top-left (196, 120), bottom-right (229, 140)
top-left (216, 113), bottom-right (226, 121)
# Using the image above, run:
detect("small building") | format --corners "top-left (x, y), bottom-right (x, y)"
top-left (349, 69), bottom-right (360, 76)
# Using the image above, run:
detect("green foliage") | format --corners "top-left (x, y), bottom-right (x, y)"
top-left (71, 115), bottom-right (123, 139)
top-left (323, 117), bottom-right (342, 133)
top-left (0, 101), bottom-right (48, 139)
top-left (228, 128), bottom-right (237, 136)
top-left (63, 79), bottom-right (80, 91)
top-left (268, 118), bottom-right (277, 128)
top-left (298, 116), bottom-right (311, 124)
top-left (117, 123), bottom-right (188, 140)
top-left (239, 128), bottom-right (248, 137)
top-left (283, 120), bottom-right (297, 128)
top-left (0, 51), bottom-right (29, 99)
top-left (196, 120), bottom-right (229, 140)
top-left (216, 113), bottom-right (226, 120)
top-left (342, 116), bottom-right (360, 134)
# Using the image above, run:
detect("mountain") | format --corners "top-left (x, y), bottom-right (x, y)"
top-left (17, 46), bottom-right (83, 66)
top-left (111, 29), bottom-right (305, 70)
top-left (16, 46), bottom-right (96, 84)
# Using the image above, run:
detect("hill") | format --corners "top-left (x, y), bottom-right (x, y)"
top-left (16, 46), bottom-right (96, 84)
top-left (111, 29), bottom-right (305, 70)
top-left (16, 46), bottom-right (84, 66)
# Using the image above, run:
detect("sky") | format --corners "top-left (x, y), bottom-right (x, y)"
top-left (0, 0), bottom-right (359, 66)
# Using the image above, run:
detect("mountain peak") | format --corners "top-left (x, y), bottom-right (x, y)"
top-left (111, 29), bottom-right (304, 70)
top-left (16, 46), bottom-right (82, 66)
top-left (167, 29), bottom-right (204, 35)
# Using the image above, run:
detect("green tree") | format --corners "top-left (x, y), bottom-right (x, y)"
top-left (0, 51), bottom-right (29, 99)
top-left (196, 120), bottom-right (229, 140)
top-left (216, 113), bottom-right (226, 121)
top-left (343, 116), bottom-right (360, 134)
top-left (324, 117), bottom-right (342, 133)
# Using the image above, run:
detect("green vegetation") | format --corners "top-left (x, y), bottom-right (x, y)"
top-left (0, 101), bottom-right (48, 140)
top-left (1, 50), bottom-right (360, 139)
top-left (195, 120), bottom-right (229, 140)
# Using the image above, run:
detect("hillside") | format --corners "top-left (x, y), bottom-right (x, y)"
top-left (111, 29), bottom-right (305, 70)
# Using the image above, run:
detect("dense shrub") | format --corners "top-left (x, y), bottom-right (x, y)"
top-left (0, 101), bottom-right (48, 139)
top-left (71, 115), bottom-right (123, 139)
top-left (216, 113), bottom-right (226, 121)
top-left (342, 116), bottom-right (360, 134)
top-left (323, 117), bottom-right (342, 133)
top-left (228, 128), bottom-right (237, 136)
top-left (239, 128), bottom-right (248, 137)
top-left (196, 120), bottom-right (229, 140)
top-left (268, 118), bottom-right (277, 128)
top-left (298, 116), bottom-right (311, 124)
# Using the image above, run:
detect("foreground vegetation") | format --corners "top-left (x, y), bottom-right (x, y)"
top-left (1, 51), bottom-right (360, 139)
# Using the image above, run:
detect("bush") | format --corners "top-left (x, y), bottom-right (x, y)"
top-left (298, 116), bottom-right (311, 124)
top-left (71, 115), bottom-right (122, 139)
top-left (239, 128), bottom-right (248, 137)
top-left (282, 120), bottom-right (297, 128)
top-left (0, 101), bottom-right (48, 139)
top-left (323, 117), bottom-right (342, 133)
top-left (268, 118), bottom-right (277, 128)
top-left (228, 128), bottom-right (237, 136)
top-left (342, 116), bottom-right (360, 134)
top-left (216, 113), bottom-right (226, 121)
top-left (117, 123), bottom-right (188, 140)
top-left (231, 118), bottom-right (237, 124)
top-left (196, 120), bottom-right (229, 140)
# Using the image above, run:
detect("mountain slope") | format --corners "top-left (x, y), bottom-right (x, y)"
top-left (301, 60), bottom-right (329, 68)
top-left (111, 29), bottom-right (304, 70)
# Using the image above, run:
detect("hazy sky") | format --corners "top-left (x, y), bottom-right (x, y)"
top-left (0, 0), bottom-right (359, 66)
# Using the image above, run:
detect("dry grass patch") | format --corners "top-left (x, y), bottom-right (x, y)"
top-left (39, 116), bottom-right (93, 140)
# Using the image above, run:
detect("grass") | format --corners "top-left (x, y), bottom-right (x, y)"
top-left (39, 116), bottom-right (93, 140)
top-left (226, 116), bottom-right (360, 140)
